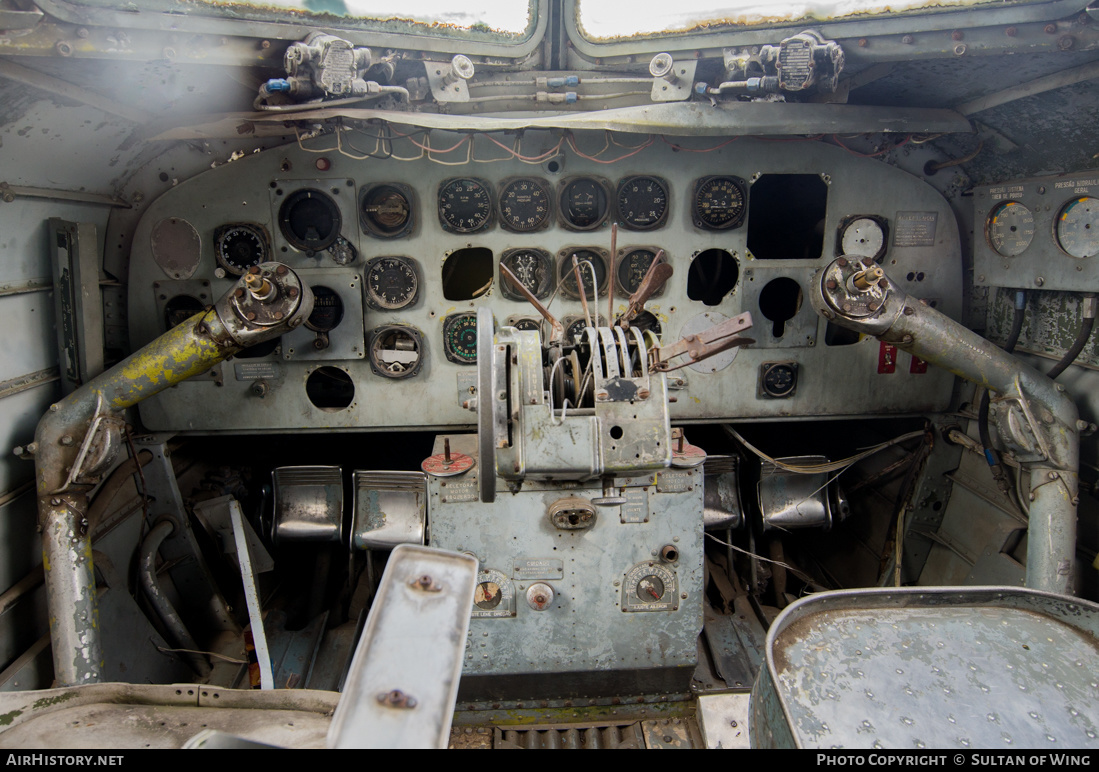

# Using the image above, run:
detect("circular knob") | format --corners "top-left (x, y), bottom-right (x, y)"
top-left (526, 582), bottom-right (554, 611)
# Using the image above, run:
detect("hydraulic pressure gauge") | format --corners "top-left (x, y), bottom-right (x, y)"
top-left (839, 216), bottom-right (888, 262)
top-left (692, 176), bottom-right (747, 230)
top-left (1054, 196), bottom-right (1099, 258)
top-left (558, 249), bottom-right (608, 299)
top-left (499, 178), bottom-right (552, 233)
top-left (616, 248), bottom-right (662, 297)
top-left (278, 188), bottom-right (342, 254)
top-left (621, 561), bottom-right (678, 612)
top-left (471, 568), bottom-right (515, 618)
top-left (365, 256), bottom-right (419, 310)
top-left (986, 201), bottom-right (1036, 257)
top-left (214, 223), bottom-right (269, 275)
top-left (559, 177), bottom-right (610, 231)
top-left (616, 176), bottom-right (669, 231)
top-left (442, 313), bottom-right (478, 365)
top-left (438, 178), bottom-right (493, 233)
top-left (500, 248), bottom-right (554, 301)
top-left (360, 183), bottom-right (414, 239)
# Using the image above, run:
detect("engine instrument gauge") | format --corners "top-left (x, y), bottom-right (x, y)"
top-left (621, 562), bottom-right (678, 612)
top-left (443, 313), bottom-right (478, 365)
top-left (438, 178), bottom-right (493, 233)
top-left (214, 223), bottom-right (269, 275)
top-left (616, 176), bottom-right (669, 231)
top-left (365, 256), bottom-right (419, 310)
top-left (761, 361), bottom-right (798, 398)
top-left (471, 568), bottom-right (515, 618)
top-left (278, 188), bottom-right (342, 253)
top-left (986, 201), bottom-right (1035, 257)
top-left (558, 249), bottom-right (608, 299)
top-left (304, 286), bottom-right (344, 332)
top-left (840, 216), bottom-right (888, 262)
top-left (1054, 196), bottom-right (1099, 258)
top-left (500, 248), bottom-right (554, 301)
top-left (692, 176), bottom-right (747, 231)
top-left (499, 178), bottom-right (552, 233)
top-left (564, 315), bottom-right (606, 343)
top-left (511, 317), bottom-right (541, 332)
top-left (616, 248), bottom-right (663, 297)
top-left (360, 183), bottom-right (413, 239)
top-left (559, 177), bottom-right (610, 231)
top-left (368, 325), bottom-right (423, 379)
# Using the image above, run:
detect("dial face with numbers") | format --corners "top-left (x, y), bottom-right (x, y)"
top-left (693, 176), bottom-right (747, 230)
top-left (560, 178), bottom-right (610, 231)
top-left (622, 562), bottom-right (677, 612)
top-left (443, 312), bottom-right (478, 365)
top-left (214, 223), bottom-right (269, 275)
top-left (366, 256), bottom-right (419, 310)
top-left (499, 178), bottom-right (552, 233)
top-left (986, 201), bottom-right (1035, 257)
top-left (500, 248), bottom-right (554, 301)
top-left (1055, 196), bottom-right (1099, 258)
top-left (616, 176), bottom-right (669, 231)
top-left (438, 178), bottom-right (493, 233)
top-left (616, 248), bottom-right (662, 297)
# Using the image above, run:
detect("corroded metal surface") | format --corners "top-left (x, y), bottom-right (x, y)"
top-left (754, 587), bottom-right (1099, 749)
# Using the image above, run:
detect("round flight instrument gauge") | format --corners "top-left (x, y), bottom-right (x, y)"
top-left (761, 362), bottom-right (798, 398)
top-left (443, 312), bottom-right (478, 365)
top-left (616, 176), bottom-right (669, 231)
top-left (278, 188), bottom-right (342, 253)
top-left (438, 178), bottom-right (493, 233)
top-left (558, 249), bottom-right (608, 299)
top-left (512, 318), bottom-right (541, 332)
top-left (559, 177), bottom-right (610, 231)
top-left (214, 223), bottom-right (269, 275)
top-left (360, 183), bottom-right (414, 239)
top-left (304, 286), bottom-right (344, 332)
top-left (616, 248), bottom-right (662, 297)
top-left (365, 256), bottom-right (419, 310)
top-left (840, 216), bottom-right (888, 262)
top-left (986, 201), bottom-right (1036, 257)
top-left (692, 176), bottom-right (747, 231)
top-left (471, 568), bottom-right (515, 618)
top-left (564, 316), bottom-right (605, 343)
top-left (499, 178), bottom-right (552, 233)
top-left (1054, 196), bottom-right (1099, 258)
top-left (500, 248), bottom-right (554, 301)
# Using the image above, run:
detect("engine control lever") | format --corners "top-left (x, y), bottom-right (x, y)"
top-left (652, 312), bottom-right (754, 372)
top-left (500, 263), bottom-right (564, 344)
top-left (620, 250), bottom-right (672, 324)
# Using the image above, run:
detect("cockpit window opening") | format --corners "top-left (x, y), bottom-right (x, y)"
top-left (576, 0), bottom-right (1049, 41)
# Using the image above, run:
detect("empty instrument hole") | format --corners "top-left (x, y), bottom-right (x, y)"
top-left (759, 277), bottom-right (803, 338)
top-left (442, 247), bottom-right (494, 300)
top-left (687, 249), bottom-right (739, 306)
top-left (306, 367), bottom-right (354, 410)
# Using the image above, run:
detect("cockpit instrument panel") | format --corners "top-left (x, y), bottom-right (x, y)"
top-left (128, 133), bottom-right (962, 433)
top-left (974, 171), bottom-right (1099, 291)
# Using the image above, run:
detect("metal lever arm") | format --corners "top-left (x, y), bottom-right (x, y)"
top-left (620, 250), bottom-right (673, 324)
top-left (500, 264), bottom-right (564, 344)
top-left (653, 312), bottom-right (754, 372)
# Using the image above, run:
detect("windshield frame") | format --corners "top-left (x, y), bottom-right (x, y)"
top-left (31, 0), bottom-right (546, 57)
top-left (564, 0), bottom-right (1092, 56)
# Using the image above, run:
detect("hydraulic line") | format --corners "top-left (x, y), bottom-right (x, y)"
top-left (1047, 294), bottom-right (1097, 380)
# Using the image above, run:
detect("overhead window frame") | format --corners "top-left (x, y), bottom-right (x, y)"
top-left (563, 0), bottom-right (1092, 58)
top-left (31, 0), bottom-right (547, 58)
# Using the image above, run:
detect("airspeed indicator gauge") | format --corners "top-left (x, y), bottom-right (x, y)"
top-left (987, 201), bottom-right (1035, 257)
top-left (692, 176), bottom-right (747, 231)
top-left (214, 223), bottom-right (269, 275)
